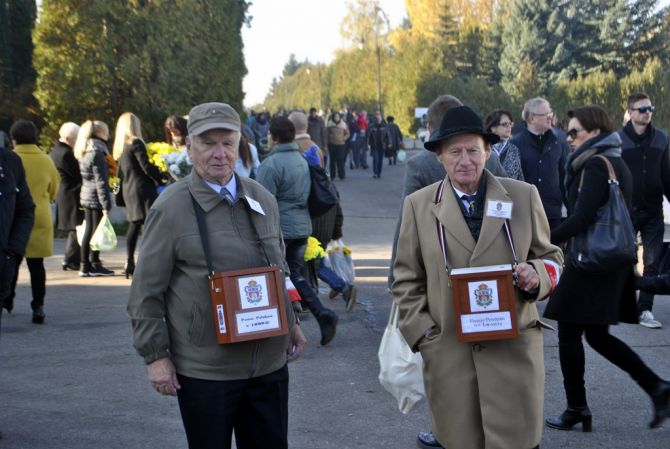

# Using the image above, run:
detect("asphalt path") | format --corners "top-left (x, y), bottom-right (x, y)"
top-left (1, 150), bottom-right (669, 448)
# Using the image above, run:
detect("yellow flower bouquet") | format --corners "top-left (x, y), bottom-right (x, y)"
top-left (304, 236), bottom-right (325, 262)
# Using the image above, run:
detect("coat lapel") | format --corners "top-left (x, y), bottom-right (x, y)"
top-left (431, 176), bottom-right (476, 254)
top-left (471, 173), bottom-right (512, 262)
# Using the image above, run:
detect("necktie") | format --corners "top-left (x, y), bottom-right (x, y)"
top-left (461, 194), bottom-right (476, 216)
top-left (220, 187), bottom-right (234, 205)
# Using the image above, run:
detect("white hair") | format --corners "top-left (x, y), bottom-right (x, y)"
top-left (59, 122), bottom-right (80, 145)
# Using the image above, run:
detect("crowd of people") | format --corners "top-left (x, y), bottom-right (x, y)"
top-left (2, 91), bottom-right (670, 448)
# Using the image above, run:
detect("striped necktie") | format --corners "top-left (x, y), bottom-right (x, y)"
top-left (220, 187), bottom-right (234, 204)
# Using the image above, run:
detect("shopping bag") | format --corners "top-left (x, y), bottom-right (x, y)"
top-left (76, 220), bottom-right (86, 245)
top-left (327, 239), bottom-right (355, 284)
top-left (90, 216), bottom-right (117, 251)
top-left (397, 149), bottom-right (407, 163)
top-left (378, 302), bottom-right (425, 414)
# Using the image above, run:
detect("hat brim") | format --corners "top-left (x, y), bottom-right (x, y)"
top-left (189, 121), bottom-right (241, 137)
top-left (424, 130), bottom-right (500, 152)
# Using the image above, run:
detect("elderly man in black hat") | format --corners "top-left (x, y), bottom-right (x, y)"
top-left (392, 106), bottom-right (562, 449)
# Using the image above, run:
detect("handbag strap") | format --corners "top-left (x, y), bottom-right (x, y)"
top-left (190, 191), bottom-right (272, 277)
top-left (434, 180), bottom-right (518, 271)
top-left (578, 154), bottom-right (618, 191)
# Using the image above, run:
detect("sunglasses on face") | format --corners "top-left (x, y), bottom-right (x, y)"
top-left (566, 127), bottom-right (584, 139)
top-left (632, 106), bottom-right (655, 114)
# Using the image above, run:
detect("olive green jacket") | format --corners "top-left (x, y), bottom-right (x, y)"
top-left (128, 171), bottom-right (295, 380)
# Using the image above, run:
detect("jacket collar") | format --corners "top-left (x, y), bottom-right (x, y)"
top-left (13, 144), bottom-right (42, 154)
top-left (431, 170), bottom-right (512, 262)
top-left (188, 170), bottom-right (247, 213)
top-left (268, 142), bottom-right (300, 154)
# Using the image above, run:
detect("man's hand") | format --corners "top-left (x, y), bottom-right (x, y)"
top-left (513, 262), bottom-right (540, 292)
top-left (147, 357), bottom-right (180, 396)
top-left (286, 324), bottom-right (307, 362)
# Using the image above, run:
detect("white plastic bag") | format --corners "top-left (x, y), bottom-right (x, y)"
top-left (76, 220), bottom-right (86, 245)
top-left (327, 239), bottom-right (355, 284)
top-left (397, 149), bottom-right (407, 163)
top-left (90, 216), bottom-right (117, 251)
top-left (378, 302), bottom-right (425, 414)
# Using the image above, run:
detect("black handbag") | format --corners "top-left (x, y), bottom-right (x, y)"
top-left (571, 155), bottom-right (637, 272)
top-left (307, 163), bottom-right (338, 217)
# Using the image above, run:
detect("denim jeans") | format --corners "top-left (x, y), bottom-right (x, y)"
top-left (317, 258), bottom-right (346, 291)
top-left (371, 148), bottom-right (384, 176)
top-left (634, 211), bottom-right (664, 313)
top-left (358, 137), bottom-right (368, 168)
top-left (284, 238), bottom-right (327, 318)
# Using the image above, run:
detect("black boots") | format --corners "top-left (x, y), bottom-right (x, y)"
top-left (317, 310), bottom-right (338, 346)
top-left (649, 380), bottom-right (670, 428)
top-left (545, 406), bottom-right (592, 432)
top-left (122, 260), bottom-right (135, 279)
top-left (31, 306), bottom-right (45, 324)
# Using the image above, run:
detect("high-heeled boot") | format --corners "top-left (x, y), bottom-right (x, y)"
top-left (545, 406), bottom-right (592, 432)
top-left (122, 260), bottom-right (135, 279)
top-left (649, 380), bottom-right (670, 428)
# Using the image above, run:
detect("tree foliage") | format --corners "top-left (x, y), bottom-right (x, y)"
top-left (34, 0), bottom-right (249, 141)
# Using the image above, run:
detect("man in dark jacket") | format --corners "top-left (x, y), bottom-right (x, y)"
top-left (386, 115), bottom-right (403, 165)
top-left (619, 92), bottom-right (670, 329)
top-left (1, 146), bottom-right (35, 324)
top-left (367, 110), bottom-right (390, 179)
top-left (510, 97), bottom-right (569, 230)
top-left (307, 108), bottom-right (328, 163)
top-left (51, 122), bottom-right (82, 270)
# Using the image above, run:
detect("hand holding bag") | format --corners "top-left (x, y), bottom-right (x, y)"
top-left (571, 155), bottom-right (637, 272)
top-left (378, 302), bottom-right (425, 414)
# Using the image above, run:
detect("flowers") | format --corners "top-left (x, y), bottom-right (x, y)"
top-left (109, 175), bottom-right (120, 194)
top-left (304, 236), bottom-right (325, 261)
top-left (147, 142), bottom-right (192, 179)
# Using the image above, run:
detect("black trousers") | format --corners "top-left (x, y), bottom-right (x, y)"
top-left (557, 322), bottom-right (660, 407)
top-left (634, 210), bottom-right (664, 313)
top-left (8, 257), bottom-right (46, 311)
top-left (64, 229), bottom-right (81, 264)
top-left (126, 219), bottom-right (144, 263)
top-left (329, 143), bottom-right (347, 180)
top-left (81, 208), bottom-right (103, 265)
top-left (177, 365), bottom-right (289, 449)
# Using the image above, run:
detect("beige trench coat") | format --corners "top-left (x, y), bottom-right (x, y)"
top-left (393, 171), bottom-right (563, 449)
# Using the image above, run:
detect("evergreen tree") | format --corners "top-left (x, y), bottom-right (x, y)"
top-left (0, 0), bottom-right (38, 129)
top-left (621, 0), bottom-right (669, 70)
top-left (282, 54), bottom-right (304, 78)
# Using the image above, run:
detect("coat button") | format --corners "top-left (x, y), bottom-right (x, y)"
top-left (473, 343), bottom-right (482, 352)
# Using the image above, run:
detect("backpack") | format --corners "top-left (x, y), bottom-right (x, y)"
top-left (306, 162), bottom-right (339, 217)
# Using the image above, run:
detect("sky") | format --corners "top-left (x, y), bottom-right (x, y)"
top-left (241, 0), bottom-right (407, 107)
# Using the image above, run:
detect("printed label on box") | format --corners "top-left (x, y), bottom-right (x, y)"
top-left (236, 308), bottom-right (280, 334)
top-left (461, 311), bottom-right (512, 334)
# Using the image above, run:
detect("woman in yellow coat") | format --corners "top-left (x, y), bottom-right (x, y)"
top-left (8, 120), bottom-right (60, 324)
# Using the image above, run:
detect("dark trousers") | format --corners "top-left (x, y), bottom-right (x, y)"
top-left (358, 138), bottom-right (368, 168)
top-left (284, 238), bottom-right (327, 318)
top-left (64, 230), bottom-right (81, 265)
top-left (126, 219), bottom-right (144, 263)
top-left (81, 208), bottom-right (103, 265)
top-left (350, 138), bottom-right (360, 168)
top-left (634, 211), bottom-right (664, 313)
top-left (9, 257), bottom-right (46, 310)
top-left (177, 365), bottom-right (289, 449)
top-left (329, 143), bottom-right (347, 180)
top-left (371, 147), bottom-right (384, 177)
top-left (557, 321), bottom-right (660, 407)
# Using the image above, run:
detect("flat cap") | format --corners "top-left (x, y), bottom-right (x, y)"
top-left (188, 102), bottom-right (241, 137)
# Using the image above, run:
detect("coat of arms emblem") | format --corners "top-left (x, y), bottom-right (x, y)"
top-left (474, 283), bottom-right (494, 308)
top-left (244, 280), bottom-right (263, 305)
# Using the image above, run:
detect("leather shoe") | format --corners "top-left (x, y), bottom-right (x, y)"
top-left (545, 406), bottom-right (592, 432)
top-left (317, 310), bottom-right (338, 346)
top-left (32, 307), bottom-right (45, 324)
top-left (649, 380), bottom-right (670, 428)
top-left (62, 262), bottom-right (80, 271)
top-left (417, 431), bottom-right (443, 449)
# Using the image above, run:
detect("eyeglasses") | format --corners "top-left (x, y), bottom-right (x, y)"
top-left (632, 106), bottom-right (655, 114)
top-left (533, 111), bottom-right (554, 120)
top-left (498, 121), bottom-right (513, 128)
top-left (566, 127), bottom-right (584, 139)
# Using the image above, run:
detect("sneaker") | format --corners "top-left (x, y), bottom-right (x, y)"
top-left (342, 284), bottom-right (357, 312)
top-left (89, 264), bottom-right (115, 277)
top-left (639, 310), bottom-right (662, 329)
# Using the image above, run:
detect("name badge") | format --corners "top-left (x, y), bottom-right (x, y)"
top-left (245, 196), bottom-right (265, 215)
top-left (486, 200), bottom-right (513, 219)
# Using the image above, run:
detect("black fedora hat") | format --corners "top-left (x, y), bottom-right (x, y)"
top-left (424, 105), bottom-right (500, 152)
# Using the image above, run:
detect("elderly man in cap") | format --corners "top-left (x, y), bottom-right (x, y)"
top-left (128, 102), bottom-right (306, 449)
top-left (392, 105), bottom-right (562, 449)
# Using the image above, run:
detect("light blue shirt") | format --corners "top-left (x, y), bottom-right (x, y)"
top-left (204, 175), bottom-right (237, 202)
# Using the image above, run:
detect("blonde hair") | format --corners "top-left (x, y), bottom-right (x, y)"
top-left (112, 112), bottom-right (143, 160)
top-left (74, 120), bottom-right (108, 159)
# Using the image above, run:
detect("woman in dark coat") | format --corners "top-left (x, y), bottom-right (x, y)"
top-left (51, 122), bottom-right (83, 270)
top-left (544, 105), bottom-right (670, 431)
top-left (113, 112), bottom-right (163, 278)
